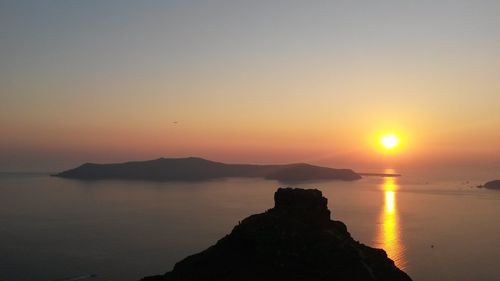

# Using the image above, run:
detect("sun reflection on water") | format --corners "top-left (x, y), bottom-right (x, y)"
top-left (376, 170), bottom-right (406, 270)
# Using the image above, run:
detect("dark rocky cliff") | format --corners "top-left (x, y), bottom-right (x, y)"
top-left (141, 188), bottom-right (411, 281)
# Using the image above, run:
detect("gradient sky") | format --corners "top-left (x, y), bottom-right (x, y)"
top-left (1, 1), bottom-right (500, 172)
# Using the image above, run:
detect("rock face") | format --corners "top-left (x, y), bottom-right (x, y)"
top-left (484, 180), bottom-right (500, 189)
top-left (142, 188), bottom-right (412, 281)
top-left (53, 157), bottom-right (361, 182)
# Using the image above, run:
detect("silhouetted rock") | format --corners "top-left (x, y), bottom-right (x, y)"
top-left (484, 180), bottom-right (500, 189)
top-left (53, 157), bottom-right (361, 182)
top-left (141, 188), bottom-right (411, 281)
top-left (265, 164), bottom-right (360, 182)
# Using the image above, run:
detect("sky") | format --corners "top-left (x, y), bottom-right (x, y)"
top-left (1, 0), bottom-right (500, 172)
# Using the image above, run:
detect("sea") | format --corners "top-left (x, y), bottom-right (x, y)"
top-left (1, 168), bottom-right (499, 281)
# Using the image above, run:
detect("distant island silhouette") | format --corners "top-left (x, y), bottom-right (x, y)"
top-left (141, 188), bottom-right (412, 281)
top-left (53, 157), bottom-right (364, 182)
top-left (484, 180), bottom-right (500, 190)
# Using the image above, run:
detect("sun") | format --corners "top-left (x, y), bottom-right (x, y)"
top-left (381, 134), bottom-right (399, 150)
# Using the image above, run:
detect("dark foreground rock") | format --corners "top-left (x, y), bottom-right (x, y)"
top-left (484, 180), bottom-right (500, 189)
top-left (141, 188), bottom-right (411, 281)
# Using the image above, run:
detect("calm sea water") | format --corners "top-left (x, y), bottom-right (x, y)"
top-left (1, 170), bottom-right (500, 281)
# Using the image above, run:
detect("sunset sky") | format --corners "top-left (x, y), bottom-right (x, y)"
top-left (1, 1), bottom-right (500, 172)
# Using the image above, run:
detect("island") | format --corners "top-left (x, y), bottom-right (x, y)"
top-left (53, 157), bottom-right (362, 182)
top-left (484, 180), bottom-right (500, 190)
top-left (359, 172), bottom-right (401, 177)
top-left (141, 188), bottom-right (412, 281)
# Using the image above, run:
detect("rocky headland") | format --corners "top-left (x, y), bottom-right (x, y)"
top-left (141, 187), bottom-right (412, 281)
